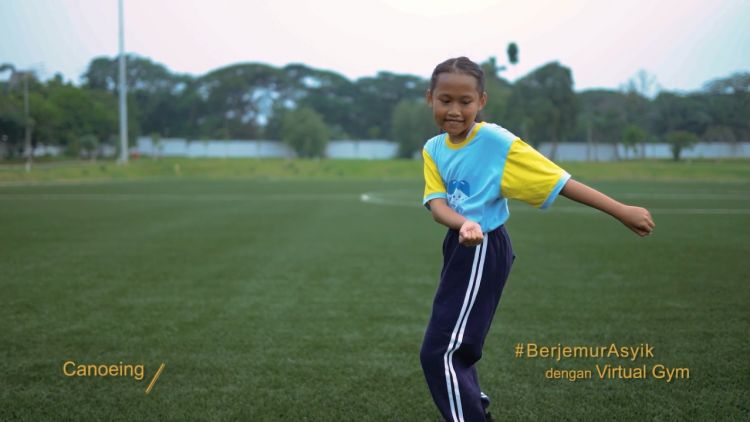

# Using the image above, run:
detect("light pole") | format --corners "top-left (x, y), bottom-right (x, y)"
top-left (23, 71), bottom-right (32, 172)
top-left (16, 68), bottom-right (40, 172)
top-left (118, 0), bottom-right (128, 164)
top-left (1, 63), bottom-right (42, 169)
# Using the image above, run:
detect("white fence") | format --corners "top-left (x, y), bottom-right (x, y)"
top-left (136, 138), bottom-right (292, 158)
top-left (136, 137), bottom-right (750, 161)
top-left (12, 138), bottom-right (750, 161)
top-left (537, 142), bottom-right (750, 161)
top-left (326, 140), bottom-right (399, 159)
top-left (135, 137), bottom-right (397, 160)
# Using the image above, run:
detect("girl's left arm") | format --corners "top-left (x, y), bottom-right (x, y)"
top-left (560, 179), bottom-right (655, 237)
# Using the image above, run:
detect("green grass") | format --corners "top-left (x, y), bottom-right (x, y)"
top-left (0, 158), bottom-right (424, 182)
top-left (1, 157), bottom-right (749, 183)
top-left (1, 162), bottom-right (749, 420)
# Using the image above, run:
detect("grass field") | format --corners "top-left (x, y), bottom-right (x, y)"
top-left (1, 159), bottom-right (749, 420)
top-left (1, 157), bottom-right (749, 183)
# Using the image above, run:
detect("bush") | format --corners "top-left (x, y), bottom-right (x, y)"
top-left (665, 130), bottom-right (698, 161)
top-left (280, 107), bottom-right (329, 158)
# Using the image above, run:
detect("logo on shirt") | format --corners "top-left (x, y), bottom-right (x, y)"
top-left (447, 180), bottom-right (470, 214)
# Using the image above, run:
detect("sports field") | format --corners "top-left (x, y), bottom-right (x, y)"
top-left (1, 159), bottom-right (749, 420)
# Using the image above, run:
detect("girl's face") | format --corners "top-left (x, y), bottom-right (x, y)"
top-left (427, 72), bottom-right (487, 141)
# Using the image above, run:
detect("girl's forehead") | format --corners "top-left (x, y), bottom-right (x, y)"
top-left (433, 72), bottom-right (480, 95)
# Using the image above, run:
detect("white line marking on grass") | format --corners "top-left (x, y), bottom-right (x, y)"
top-left (359, 191), bottom-right (420, 207)
top-left (0, 193), bottom-right (357, 201)
top-left (359, 191), bottom-right (750, 214)
top-left (617, 193), bottom-right (749, 200)
top-left (544, 207), bottom-right (750, 215)
top-left (0, 179), bottom-right (136, 187)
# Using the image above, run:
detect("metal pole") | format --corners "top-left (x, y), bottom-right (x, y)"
top-left (118, 0), bottom-right (128, 164)
top-left (24, 72), bottom-right (31, 172)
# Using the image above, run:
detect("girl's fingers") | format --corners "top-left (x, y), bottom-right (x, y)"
top-left (631, 224), bottom-right (648, 236)
top-left (645, 211), bottom-right (655, 228)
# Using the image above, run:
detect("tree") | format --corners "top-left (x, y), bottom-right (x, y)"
top-left (620, 72), bottom-right (657, 158)
top-left (622, 69), bottom-right (660, 99)
top-left (507, 42), bottom-right (519, 65)
top-left (191, 63), bottom-right (290, 139)
top-left (0, 65), bottom-right (25, 157)
top-left (83, 54), bottom-right (189, 94)
top-left (702, 72), bottom-right (750, 142)
top-left (391, 99), bottom-right (435, 158)
top-left (479, 58), bottom-right (513, 124)
top-left (354, 72), bottom-right (426, 140)
top-left (83, 54), bottom-right (191, 138)
top-left (280, 107), bottom-right (329, 158)
top-left (665, 130), bottom-right (698, 161)
top-left (45, 82), bottom-right (119, 151)
top-left (282, 64), bottom-right (357, 139)
top-left (621, 124), bottom-right (646, 158)
top-left (482, 43), bottom-right (519, 78)
top-left (652, 92), bottom-right (711, 137)
top-left (0, 97), bottom-right (24, 158)
top-left (79, 134), bottom-right (99, 160)
top-left (510, 62), bottom-right (578, 155)
top-left (703, 72), bottom-right (750, 94)
top-left (0, 65), bottom-right (41, 163)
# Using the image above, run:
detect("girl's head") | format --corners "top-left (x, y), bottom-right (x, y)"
top-left (427, 57), bottom-right (487, 141)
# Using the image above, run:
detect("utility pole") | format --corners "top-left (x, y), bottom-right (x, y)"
top-left (118, 0), bottom-right (128, 164)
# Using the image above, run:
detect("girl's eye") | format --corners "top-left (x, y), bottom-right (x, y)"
top-left (462, 101), bottom-right (472, 105)
top-left (441, 100), bottom-right (450, 105)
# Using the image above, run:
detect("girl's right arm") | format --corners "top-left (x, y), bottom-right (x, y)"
top-left (428, 198), bottom-right (484, 246)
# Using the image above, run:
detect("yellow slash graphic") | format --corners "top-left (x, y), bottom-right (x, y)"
top-left (145, 363), bottom-right (165, 394)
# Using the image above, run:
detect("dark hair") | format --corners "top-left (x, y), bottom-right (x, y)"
top-left (429, 57), bottom-right (485, 122)
top-left (429, 56), bottom-right (485, 93)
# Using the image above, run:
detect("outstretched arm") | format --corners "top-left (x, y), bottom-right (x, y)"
top-left (428, 198), bottom-right (484, 246)
top-left (560, 179), bottom-right (655, 237)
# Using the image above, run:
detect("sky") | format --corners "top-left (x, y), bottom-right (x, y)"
top-left (1, 0), bottom-right (748, 93)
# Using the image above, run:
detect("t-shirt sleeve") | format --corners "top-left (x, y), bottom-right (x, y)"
top-left (501, 139), bottom-right (571, 209)
top-left (422, 148), bottom-right (447, 210)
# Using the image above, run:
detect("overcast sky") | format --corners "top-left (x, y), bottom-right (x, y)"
top-left (1, 0), bottom-right (748, 93)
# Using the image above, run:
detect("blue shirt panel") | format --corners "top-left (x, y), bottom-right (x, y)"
top-left (423, 124), bottom-right (516, 232)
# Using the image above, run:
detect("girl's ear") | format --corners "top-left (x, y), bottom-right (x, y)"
top-left (479, 91), bottom-right (488, 110)
top-left (426, 89), bottom-right (433, 106)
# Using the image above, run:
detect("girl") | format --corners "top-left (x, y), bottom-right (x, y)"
top-left (419, 57), bottom-right (654, 422)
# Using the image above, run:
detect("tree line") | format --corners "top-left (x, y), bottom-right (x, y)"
top-left (1, 55), bottom-right (747, 161)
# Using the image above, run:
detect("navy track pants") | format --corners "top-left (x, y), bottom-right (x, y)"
top-left (420, 225), bottom-right (514, 422)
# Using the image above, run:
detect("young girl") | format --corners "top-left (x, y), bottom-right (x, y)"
top-left (419, 57), bottom-right (655, 422)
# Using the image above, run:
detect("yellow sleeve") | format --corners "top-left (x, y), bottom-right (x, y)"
top-left (501, 139), bottom-right (571, 209)
top-left (422, 148), bottom-right (447, 209)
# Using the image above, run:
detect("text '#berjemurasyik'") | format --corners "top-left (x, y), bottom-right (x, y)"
top-left (513, 343), bottom-right (690, 383)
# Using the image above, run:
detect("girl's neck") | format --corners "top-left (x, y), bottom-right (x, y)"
top-left (449, 122), bottom-right (476, 144)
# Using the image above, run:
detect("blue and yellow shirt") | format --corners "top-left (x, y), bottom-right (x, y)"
top-left (422, 122), bottom-right (571, 232)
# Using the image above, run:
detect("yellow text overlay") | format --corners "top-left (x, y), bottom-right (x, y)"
top-left (544, 364), bottom-right (690, 383)
top-left (514, 342), bottom-right (654, 361)
top-left (512, 343), bottom-right (690, 383)
top-left (62, 361), bottom-right (167, 393)
top-left (62, 361), bottom-right (145, 380)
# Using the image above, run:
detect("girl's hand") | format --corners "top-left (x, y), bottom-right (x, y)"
top-left (618, 205), bottom-right (655, 237)
top-left (459, 220), bottom-right (484, 246)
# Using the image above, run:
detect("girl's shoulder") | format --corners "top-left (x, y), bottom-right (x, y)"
top-left (480, 122), bottom-right (519, 146)
top-left (423, 132), bottom-right (447, 152)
